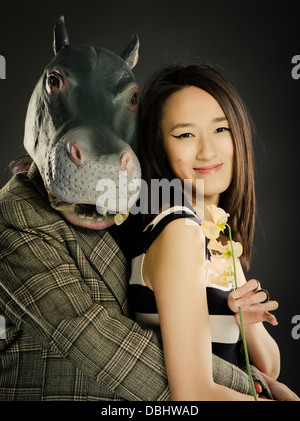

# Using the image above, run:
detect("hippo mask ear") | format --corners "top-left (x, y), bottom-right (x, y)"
top-left (53, 16), bottom-right (70, 55)
top-left (120, 35), bottom-right (139, 69)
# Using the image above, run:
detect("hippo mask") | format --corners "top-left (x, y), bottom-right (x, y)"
top-left (24, 16), bottom-right (141, 230)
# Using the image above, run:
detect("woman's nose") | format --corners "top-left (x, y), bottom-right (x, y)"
top-left (196, 136), bottom-right (217, 161)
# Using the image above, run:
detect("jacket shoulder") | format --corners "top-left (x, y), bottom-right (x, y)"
top-left (0, 171), bottom-right (62, 230)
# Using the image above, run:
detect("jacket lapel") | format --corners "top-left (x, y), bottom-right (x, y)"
top-left (70, 226), bottom-right (130, 314)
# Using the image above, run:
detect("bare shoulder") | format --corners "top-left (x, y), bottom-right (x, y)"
top-left (158, 217), bottom-right (205, 247)
top-left (143, 217), bottom-right (206, 289)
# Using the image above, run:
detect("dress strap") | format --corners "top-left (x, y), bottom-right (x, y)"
top-left (142, 206), bottom-right (201, 253)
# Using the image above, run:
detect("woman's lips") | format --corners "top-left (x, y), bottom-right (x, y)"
top-left (193, 164), bottom-right (223, 174)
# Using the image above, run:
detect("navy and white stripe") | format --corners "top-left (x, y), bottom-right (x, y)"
top-left (129, 206), bottom-right (241, 366)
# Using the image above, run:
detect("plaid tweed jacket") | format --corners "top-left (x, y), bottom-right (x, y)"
top-left (0, 163), bottom-right (271, 401)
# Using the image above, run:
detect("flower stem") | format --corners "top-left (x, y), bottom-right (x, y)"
top-left (226, 224), bottom-right (258, 401)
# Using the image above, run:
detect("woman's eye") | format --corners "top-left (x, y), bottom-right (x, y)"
top-left (172, 133), bottom-right (193, 139)
top-left (215, 127), bottom-right (231, 133)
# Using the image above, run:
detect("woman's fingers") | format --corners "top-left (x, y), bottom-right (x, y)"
top-left (231, 279), bottom-right (276, 308)
top-left (235, 307), bottom-right (278, 326)
top-left (235, 291), bottom-right (276, 308)
top-left (249, 300), bottom-right (279, 313)
top-left (231, 279), bottom-right (260, 299)
top-left (228, 278), bottom-right (279, 326)
top-left (263, 311), bottom-right (278, 326)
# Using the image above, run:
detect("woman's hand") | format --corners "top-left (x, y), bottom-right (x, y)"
top-left (227, 279), bottom-right (279, 326)
top-left (259, 373), bottom-right (300, 401)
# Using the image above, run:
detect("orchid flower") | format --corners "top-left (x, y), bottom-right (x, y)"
top-left (207, 238), bottom-right (243, 260)
top-left (205, 255), bottom-right (235, 287)
top-left (201, 204), bottom-right (257, 400)
top-left (200, 204), bottom-right (229, 239)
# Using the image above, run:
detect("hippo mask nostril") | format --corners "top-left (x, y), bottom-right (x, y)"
top-left (70, 144), bottom-right (83, 165)
top-left (120, 151), bottom-right (132, 171)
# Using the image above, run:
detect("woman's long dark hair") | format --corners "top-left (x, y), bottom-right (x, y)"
top-left (138, 64), bottom-right (255, 268)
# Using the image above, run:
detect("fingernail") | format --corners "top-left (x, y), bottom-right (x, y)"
top-left (255, 383), bottom-right (262, 394)
top-left (232, 291), bottom-right (241, 299)
top-left (236, 299), bottom-right (245, 307)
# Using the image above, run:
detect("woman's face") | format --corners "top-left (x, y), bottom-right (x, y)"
top-left (161, 86), bottom-right (234, 207)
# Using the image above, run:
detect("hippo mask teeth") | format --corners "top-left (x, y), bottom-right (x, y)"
top-left (75, 204), bottom-right (99, 219)
top-left (48, 193), bottom-right (75, 211)
top-left (48, 193), bottom-right (129, 225)
top-left (74, 205), bottom-right (129, 224)
top-left (51, 199), bottom-right (76, 212)
top-left (113, 210), bottom-right (129, 226)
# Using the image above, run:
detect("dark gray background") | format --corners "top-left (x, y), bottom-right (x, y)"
top-left (1, 0), bottom-right (299, 396)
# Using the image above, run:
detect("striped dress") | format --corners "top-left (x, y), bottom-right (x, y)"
top-left (129, 206), bottom-right (242, 366)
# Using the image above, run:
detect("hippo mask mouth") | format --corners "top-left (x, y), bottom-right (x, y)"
top-left (49, 193), bottom-right (130, 227)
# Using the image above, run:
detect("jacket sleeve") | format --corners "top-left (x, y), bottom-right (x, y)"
top-left (0, 198), bottom-right (170, 401)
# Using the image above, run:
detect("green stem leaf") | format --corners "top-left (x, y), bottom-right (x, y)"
top-left (226, 223), bottom-right (258, 401)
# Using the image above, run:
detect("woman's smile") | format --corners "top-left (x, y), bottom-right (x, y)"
top-left (193, 163), bottom-right (223, 174)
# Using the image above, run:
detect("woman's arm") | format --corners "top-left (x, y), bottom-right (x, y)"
top-left (143, 218), bottom-right (267, 401)
top-left (229, 261), bottom-right (281, 379)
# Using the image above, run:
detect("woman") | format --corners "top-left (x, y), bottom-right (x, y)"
top-left (129, 64), bottom-right (280, 400)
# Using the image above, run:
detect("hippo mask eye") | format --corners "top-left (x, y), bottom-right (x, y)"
top-left (128, 88), bottom-right (140, 111)
top-left (46, 71), bottom-right (64, 94)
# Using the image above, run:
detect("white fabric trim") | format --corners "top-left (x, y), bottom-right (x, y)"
top-left (130, 253), bottom-right (147, 287)
top-left (209, 314), bottom-right (240, 344)
top-left (143, 206), bottom-right (196, 232)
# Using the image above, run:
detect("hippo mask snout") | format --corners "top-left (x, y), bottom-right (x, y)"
top-left (66, 128), bottom-right (134, 173)
top-left (69, 143), bottom-right (134, 172)
top-left (45, 125), bottom-right (141, 229)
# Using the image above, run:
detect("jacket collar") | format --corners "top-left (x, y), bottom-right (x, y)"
top-left (27, 162), bottom-right (50, 201)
